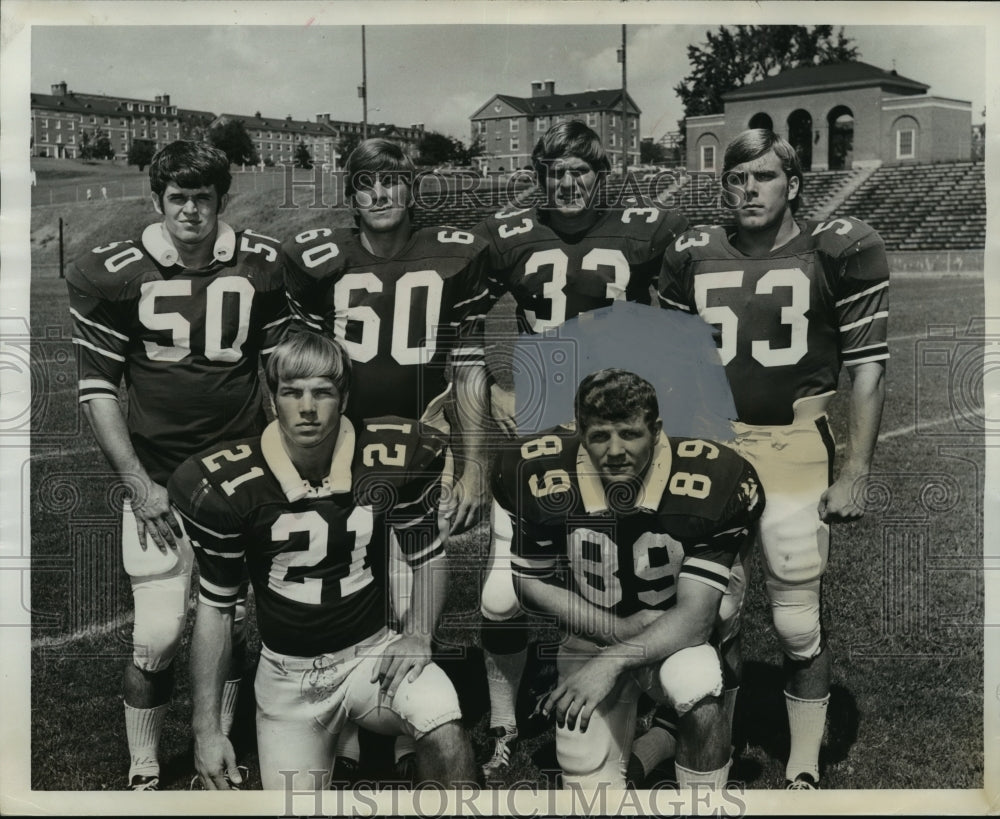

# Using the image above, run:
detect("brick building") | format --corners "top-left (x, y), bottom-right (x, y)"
top-left (685, 61), bottom-right (974, 172)
top-left (470, 80), bottom-right (640, 174)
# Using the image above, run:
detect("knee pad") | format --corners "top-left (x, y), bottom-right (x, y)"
top-left (659, 644), bottom-right (723, 717)
top-left (756, 491), bottom-right (829, 586)
top-left (765, 579), bottom-right (822, 661)
top-left (392, 661), bottom-right (463, 739)
top-left (480, 502), bottom-right (520, 621)
top-left (556, 720), bottom-right (620, 789)
top-left (131, 571), bottom-right (191, 672)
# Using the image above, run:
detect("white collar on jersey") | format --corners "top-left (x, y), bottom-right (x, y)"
top-left (140, 220), bottom-right (237, 268)
top-left (576, 431), bottom-right (672, 514)
top-left (260, 417), bottom-right (356, 501)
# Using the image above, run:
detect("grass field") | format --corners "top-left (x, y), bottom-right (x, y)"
top-left (24, 196), bottom-right (985, 792)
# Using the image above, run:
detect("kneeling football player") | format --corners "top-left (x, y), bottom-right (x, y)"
top-left (170, 331), bottom-right (476, 789)
top-left (492, 369), bottom-right (763, 790)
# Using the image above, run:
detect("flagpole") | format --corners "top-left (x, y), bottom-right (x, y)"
top-left (361, 25), bottom-right (368, 139)
top-left (620, 24), bottom-right (628, 177)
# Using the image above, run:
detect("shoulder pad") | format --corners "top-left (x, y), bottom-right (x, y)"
top-left (492, 426), bottom-right (579, 523)
top-left (68, 239), bottom-right (152, 292)
top-left (664, 225), bottom-right (728, 265)
top-left (416, 226), bottom-right (490, 255)
top-left (168, 441), bottom-right (262, 526)
top-left (282, 226), bottom-right (354, 278)
top-left (806, 217), bottom-right (884, 258)
top-left (355, 416), bottom-right (446, 481)
top-left (235, 228), bottom-right (285, 282)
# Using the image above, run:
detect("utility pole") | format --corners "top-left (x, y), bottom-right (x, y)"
top-left (359, 25), bottom-right (368, 139)
top-left (618, 25), bottom-right (628, 177)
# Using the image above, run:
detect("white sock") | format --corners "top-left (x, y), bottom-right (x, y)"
top-left (630, 726), bottom-right (676, 778)
top-left (484, 647), bottom-right (526, 731)
top-left (124, 703), bottom-right (168, 779)
top-left (220, 679), bottom-right (240, 737)
top-left (675, 758), bottom-right (731, 790)
top-left (394, 734), bottom-right (416, 763)
top-left (785, 691), bottom-right (829, 782)
top-left (336, 721), bottom-right (361, 763)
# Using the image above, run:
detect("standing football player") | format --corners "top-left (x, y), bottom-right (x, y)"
top-left (283, 138), bottom-right (494, 778)
top-left (66, 140), bottom-right (289, 789)
top-left (472, 121), bottom-right (689, 778)
top-left (492, 369), bottom-right (762, 790)
top-left (171, 331), bottom-right (476, 790)
top-left (658, 129), bottom-right (888, 789)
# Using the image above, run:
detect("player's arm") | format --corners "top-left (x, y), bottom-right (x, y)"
top-left (446, 361), bottom-right (490, 534)
top-left (821, 232), bottom-right (890, 522)
top-left (190, 600), bottom-right (240, 789)
top-left (542, 575), bottom-right (724, 732)
top-left (374, 437), bottom-right (450, 695)
top-left (67, 265), bottom-right (181, 551)
top-left (819, 360), bottom-right (885, 522)
top-left (168, 457), bottom-right (246, 788)
top-left (82, 399), bottom-right (181, 551)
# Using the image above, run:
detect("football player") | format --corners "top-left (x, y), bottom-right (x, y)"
top-left (284, 138), bottom-right (493, 777)
top-left (472, 121), bottom-right (689, 778)
top-left (492, 369), bottom-right (763, 790)
top-left (66, 140), bottom-right (288, 790)
top-left (171, 331), bottom-right (477, 790)
top-left (657, 129), bottom-right (889, 789)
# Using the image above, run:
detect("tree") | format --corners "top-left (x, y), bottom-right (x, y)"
top-left (209, 119), bottom-right (259, 165)
top-left (675, 25), bottom-right (858, 150)
top-left (127, 139), bottom-right (156, 172)
top-left (337, 132), bottom-right (361, 167)
top-left (294, 141), bottom-right (313, 169)
top-left (640, 140), bottom-right (670, 165)
top-left (79, 129), bottom-right (93, 160)
top-left (416, 130), bottom-right (460, 167)
top-left (84, 128), bottom-right (114, 160)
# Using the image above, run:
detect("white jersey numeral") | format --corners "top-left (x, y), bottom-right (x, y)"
top-left (138, 277), bottom-right (255, 363)
top-left (568, 529), bottom-right (683, 610)
top-left (520, 247), bottom-right (629, 332)
top-left (332, 269), bottom-right (444, 365)
top-left (694, 267), bottom-right (810, 367)
top-left (269, 506), bottom-right (374, 604)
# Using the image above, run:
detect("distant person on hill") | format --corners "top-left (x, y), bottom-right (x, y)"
top-left (65, 139), bottom-right (289, 790)
top-left (658, 128), bottom-right (889, 789)
top-left (101, 185), bottom-right (108, 200)
top-left (282, 137), bottom-right (494, 780)
top-left (86, 187), bottom-right (92, 201)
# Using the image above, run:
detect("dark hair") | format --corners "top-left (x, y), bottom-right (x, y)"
top-left (344, 138), bottom-right (415, 200)
top-left (722, 128), bottom-right (803, 213)
top-left (149, 140), bottom-right (232, 202)
top-left (531, 120), bottom-right (611, 184)
top-left (574, 369), bottom-right (659, 433)
top-left (265, 331), bottom-right (352, 400)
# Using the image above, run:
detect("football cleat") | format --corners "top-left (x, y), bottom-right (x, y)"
top-left (482, 726), bottom-right (518, 781)
top-left (785, 772), bottom-right (819, 790)
top-left (129, 774), bottom-right (160, 791)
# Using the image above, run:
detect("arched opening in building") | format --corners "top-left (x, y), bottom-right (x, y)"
top-left (827, 105), bottom-right (855, 170)
top-left (787, 109), bottom-right (813, 172)
top-left (749, 112), bottom-right (773, 131)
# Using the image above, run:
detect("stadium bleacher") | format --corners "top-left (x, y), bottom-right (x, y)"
top-left (410, 160), bottom-right (985, 251)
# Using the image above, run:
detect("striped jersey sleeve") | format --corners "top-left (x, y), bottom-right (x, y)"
top-left (167, 455), bottom-right (246, 608)
top-left (65, 261), bottom-right (129, 403)
top-left (835, 243), bottom-right (890, 367)
top-left (447, 245), bottom-right (494, 370)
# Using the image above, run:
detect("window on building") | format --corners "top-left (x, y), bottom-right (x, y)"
top-left (587, 112), bottom-right (597, 127)
top-left (510, 118), bottom-right (518, 132)
top-left (55, 120), bottom-right (61, 130)
top-left (510, 137), bottom-right (519, 151)
top-left (69, 136), bottom-right (75, 144)
top-left (701, 145), bottom-right (716, 172)
top-left (104, 117), bottom-right (110, 125)
top-left (609, 133), bottom-right (617, 147)
top-left (630, 134), bottom-right (637, 149)
top-left (537, 116), bottom-right (549, 131)
top-left (90, 116), bottom-right (96, 124)
top-left (610, 114), bottom-right (617, 127)
top-left (127, 103), bottom-right (133, 111)
top-left (897, 129), bottom-right (915, 159)
top-left (120, 118), bottom-right (127, 126)
top-left (139, 104), bottom-right (145, 112)
top-left (42, 118), bottom-right (48, 127)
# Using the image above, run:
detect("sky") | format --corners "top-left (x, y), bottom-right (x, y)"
top-left (27, 13), bottom-right (989, 144)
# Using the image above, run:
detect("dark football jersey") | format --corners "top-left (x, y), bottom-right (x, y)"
top-left (475, 201), bottom-right (688, 334)
top-left (657, 217), bottom-right (889, 425)
top-left (168, 416), bottom-right (447, 657)
top-left (67, 223), bottom-right (289, 483)
top-left (283, 226), bottom-right (494, 425)
top-left (491, 424), bottom-right (762, 617)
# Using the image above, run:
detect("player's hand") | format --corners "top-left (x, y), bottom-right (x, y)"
top-left (818, 470), bottom-right (869, 523)
top-left (445, 462), bottom-right (487, 535)
top-left (371, 634), bottom-right (433, 698)
top-left (132, 481), bottom-right (182, 552)
top-left (490, 383), bottom-right (517, 437)
top-left (194, 731), bottom-right (242, 790)
top-left (541, 654), bottom-right (624, 733)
